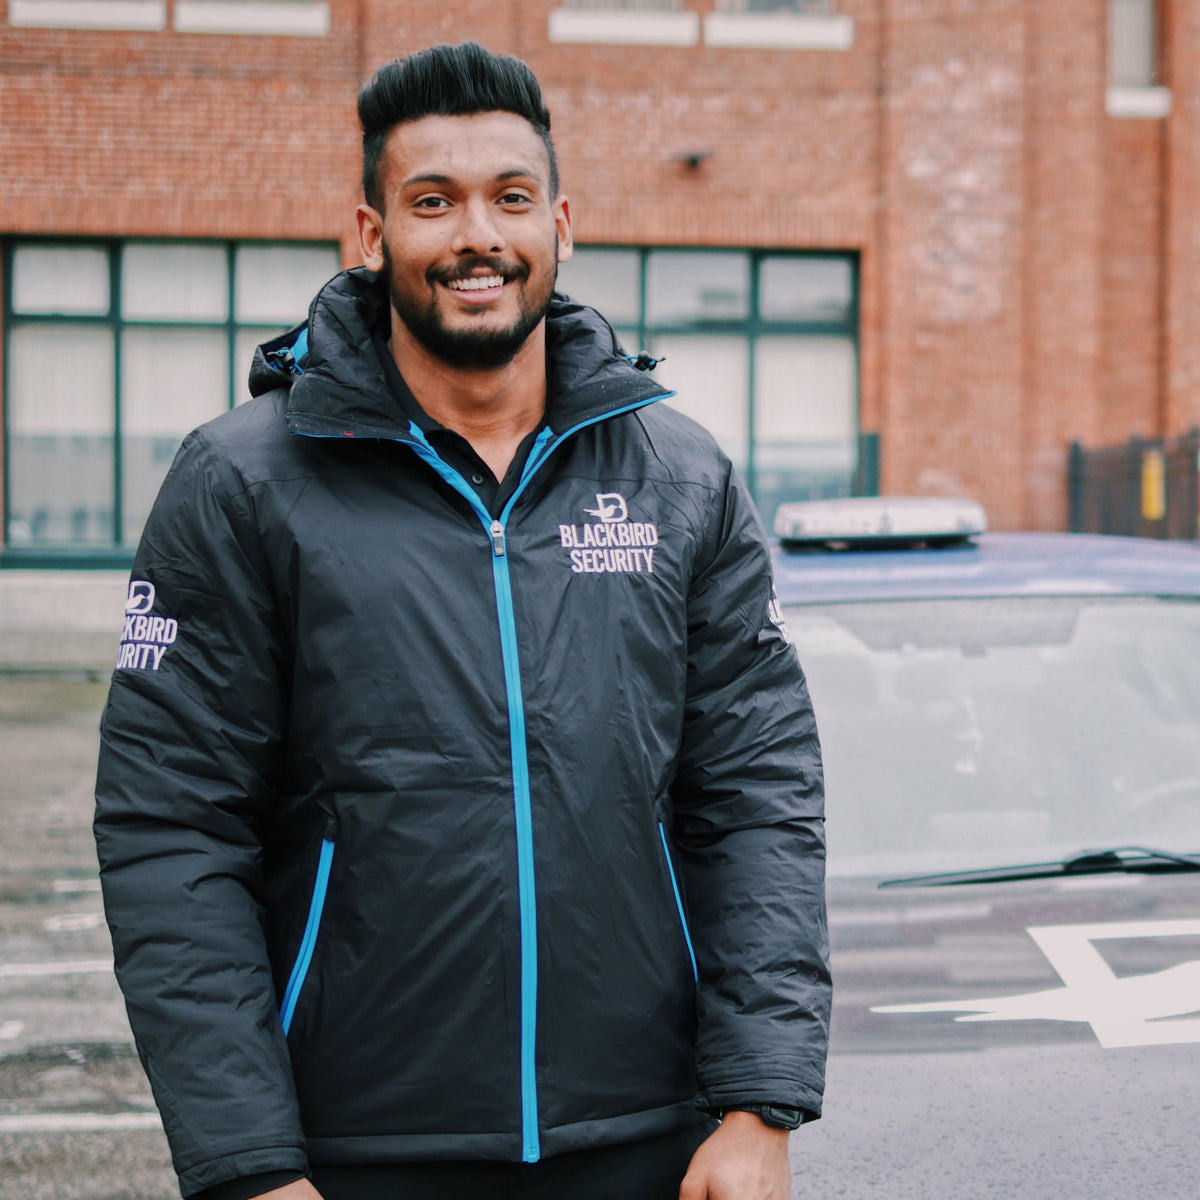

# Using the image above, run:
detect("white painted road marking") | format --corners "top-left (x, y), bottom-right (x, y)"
top-left (873, 918), bottom-right (1200, 1049)
top-left (0, 960), bottom-right (113, 978)
top-left (0, 1020), bottom-right (24, 1040)
top-left (0, 1113), bottom-right (161, 1133)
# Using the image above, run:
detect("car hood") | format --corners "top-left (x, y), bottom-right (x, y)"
top-left (797, 873), bottom-right (1200, 1196)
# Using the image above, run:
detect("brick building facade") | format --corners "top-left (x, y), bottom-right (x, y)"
top-left (0, 0), bottom-right (1194, 564)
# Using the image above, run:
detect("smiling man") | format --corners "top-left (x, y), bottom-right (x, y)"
top-left (94, 43), bottom-right (829, 1200)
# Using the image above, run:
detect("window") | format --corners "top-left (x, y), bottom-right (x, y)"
top-left (1106, 0), bottom-right (1170, 118)
top-left (715, 1), bottom-right (835, 12)
top-left (561, 0), bottom-right (682, 8)
top-left (1109, 0), bottom-right (1156, 88)
top-left (556, 247), bottom-right (860, 526)
top-left (704, 0), bottom-right (852, 50)
top-left (549, 0), bottom-right (697, 44)
top-left (3, 239), bottom-right (340, 555)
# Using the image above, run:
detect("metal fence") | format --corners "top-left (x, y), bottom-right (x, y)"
top-left (1068, 428), bottom-right (1200, 540)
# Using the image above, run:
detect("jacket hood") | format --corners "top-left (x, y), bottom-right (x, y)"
top-left (248, 266), bottom-right (669, 441)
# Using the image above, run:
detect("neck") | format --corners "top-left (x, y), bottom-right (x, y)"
top-left (390, 314), bottom-right (547, 480)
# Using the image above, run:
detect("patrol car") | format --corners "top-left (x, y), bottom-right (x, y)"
top-left (771, 498), bottom-right (1200, 1198)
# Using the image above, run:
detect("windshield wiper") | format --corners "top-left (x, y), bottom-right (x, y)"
top-left (879, 846), bottom-right (1200, 889)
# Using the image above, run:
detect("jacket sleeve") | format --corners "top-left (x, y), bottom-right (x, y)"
top-left (670, 462), bottom-right (830, 1119)
top-left (94, 430), bottom-right (310, 1196)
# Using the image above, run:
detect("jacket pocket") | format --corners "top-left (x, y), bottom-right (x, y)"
top-left (657, 822), bottom-right (698, 984)
top-left (279, 836), bottom-right (335, 1035)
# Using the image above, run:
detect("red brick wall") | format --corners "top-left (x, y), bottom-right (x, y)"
top-left (0, 0), bottom-right (362, 249)
top-left (1022, 0), bottom-right (1104, 530)
top-left (1102, 119), bottom-right (1164, 446)
top-left (1162, 0), bottom-right (1200, 436)
top-left (1, 0), bottom-right (1196, 530)
top-left (876, 0), bottom-right (1028, 526)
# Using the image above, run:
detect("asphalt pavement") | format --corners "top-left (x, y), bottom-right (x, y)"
top-left (0, 676), bottom-right (175, 1199)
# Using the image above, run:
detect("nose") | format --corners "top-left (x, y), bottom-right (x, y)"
top-left (452, 196), bottom-right (505, 256)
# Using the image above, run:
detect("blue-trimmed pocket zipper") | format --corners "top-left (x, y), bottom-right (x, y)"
top-left (658, 822), bottom-right (699, 983)
top-left (279, 835), bottom-right (335, 1035)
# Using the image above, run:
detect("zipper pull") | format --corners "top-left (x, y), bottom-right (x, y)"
top-left (490, 520), bottom-right (506, 557)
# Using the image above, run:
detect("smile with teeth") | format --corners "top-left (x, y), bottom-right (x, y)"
top-left (447, 275), bottom-right (505, 291)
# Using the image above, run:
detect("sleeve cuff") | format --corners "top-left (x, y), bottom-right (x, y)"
top-left (202, 1170), bottom-right (308, 1200)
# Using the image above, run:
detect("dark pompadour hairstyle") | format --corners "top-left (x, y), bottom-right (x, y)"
top-left (358, 42), bottom-right (558, 211)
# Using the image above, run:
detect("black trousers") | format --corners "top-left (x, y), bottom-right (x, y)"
top-left (310, 1124), bottom-right (710, 1200)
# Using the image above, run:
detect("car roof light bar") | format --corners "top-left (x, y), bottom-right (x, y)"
top-left (775, 496), bottom-right (988, 549)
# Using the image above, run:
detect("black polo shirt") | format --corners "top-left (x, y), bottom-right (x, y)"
top-left (371, 325), bottom-right (545, 519)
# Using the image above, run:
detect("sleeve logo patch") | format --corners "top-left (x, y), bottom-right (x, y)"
top-left (116, 580), bottom-right (178, 671)
top-left (124, 580), bottom-right (156, 615)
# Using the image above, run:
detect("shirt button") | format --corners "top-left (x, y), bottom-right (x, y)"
top-left (471, 473), bottom-right (484, 485)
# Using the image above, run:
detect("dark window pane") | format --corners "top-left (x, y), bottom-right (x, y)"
top-left (7, 324), bottom-right (115, 545)
top-left (123, 243), bottom-right (228, 322)
top-left (647, 251), bottom-right (748, 326)
top-left (121, 327), bottom-right (228, 542)
top-left (12, 244), bottom-right (110, 316)
top-left (753, 334), bottom-right (858, 522)
top-left (717, 1), bottom-right (835, 11)
top-left (651, 334), bottom-right (749, 471)
top-left (235, 244), bottom-right (341, 325)
top-left (563, 0), bottom-right (683, 9)
top-left (760, 256), bottom-right (853, 323)
top-left (1110, 0), bottom-right (1155, 87)
top-left (556, 248), bottom-right (641, 326)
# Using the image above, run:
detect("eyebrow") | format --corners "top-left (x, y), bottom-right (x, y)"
top-left (400, 167), bottom-right (543, 189)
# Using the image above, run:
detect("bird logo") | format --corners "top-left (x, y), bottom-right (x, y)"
top-left (584, 493), bottom-right (629, 524)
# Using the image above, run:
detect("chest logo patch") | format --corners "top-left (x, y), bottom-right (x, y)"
top-left (560, 493), bottom-right (659, 575)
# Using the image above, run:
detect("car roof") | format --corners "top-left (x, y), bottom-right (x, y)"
top-left (772, 531), bottom-right (1200, 604)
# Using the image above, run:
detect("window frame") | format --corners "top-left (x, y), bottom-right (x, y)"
top-left (1, 235), bottom-right (339, 567)
top-left (562, 245), bottom-right (860, 504)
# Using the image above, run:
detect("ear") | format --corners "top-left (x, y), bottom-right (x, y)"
top-left (554, 195), bottom-right (573, 264)
top-left (357, 204), bottom-right (386, 272)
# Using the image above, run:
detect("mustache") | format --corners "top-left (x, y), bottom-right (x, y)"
top-left (428, 257), bottom-right (529, 286)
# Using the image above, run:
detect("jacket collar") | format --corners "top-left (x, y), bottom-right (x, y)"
top-left (249, 267), bottom-right (669, 443)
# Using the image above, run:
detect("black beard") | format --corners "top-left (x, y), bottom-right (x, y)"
top-left (381, 242), bottom-right (556, 371)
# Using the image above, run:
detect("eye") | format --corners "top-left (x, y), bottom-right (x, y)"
top-left (414, 196), bottom-right (450, 210)
top-left (499, 191), bottom-right (534, 205)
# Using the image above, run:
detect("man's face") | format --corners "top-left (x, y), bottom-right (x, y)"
top-left (358, 112), bottom-right (572, 371)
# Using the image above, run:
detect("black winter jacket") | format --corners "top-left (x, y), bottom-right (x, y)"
top-left (94, 268), bottom-right (830, 1197)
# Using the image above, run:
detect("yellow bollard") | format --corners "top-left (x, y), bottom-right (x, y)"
top-left (1141, 448), bottom-right (1166, 522)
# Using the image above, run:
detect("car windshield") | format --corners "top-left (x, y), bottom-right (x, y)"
top-left (785, 595), bottom-right (1200, 879)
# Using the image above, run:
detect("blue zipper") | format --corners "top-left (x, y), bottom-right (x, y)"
top-left (658, 822), bottom-right (699, 983)
top-left (406, 396), bottom-right (669, 1161)
top-left (280, 837), bottom-right (335, 1035)
top-left (302, 392), bottom-right (670, 1161)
